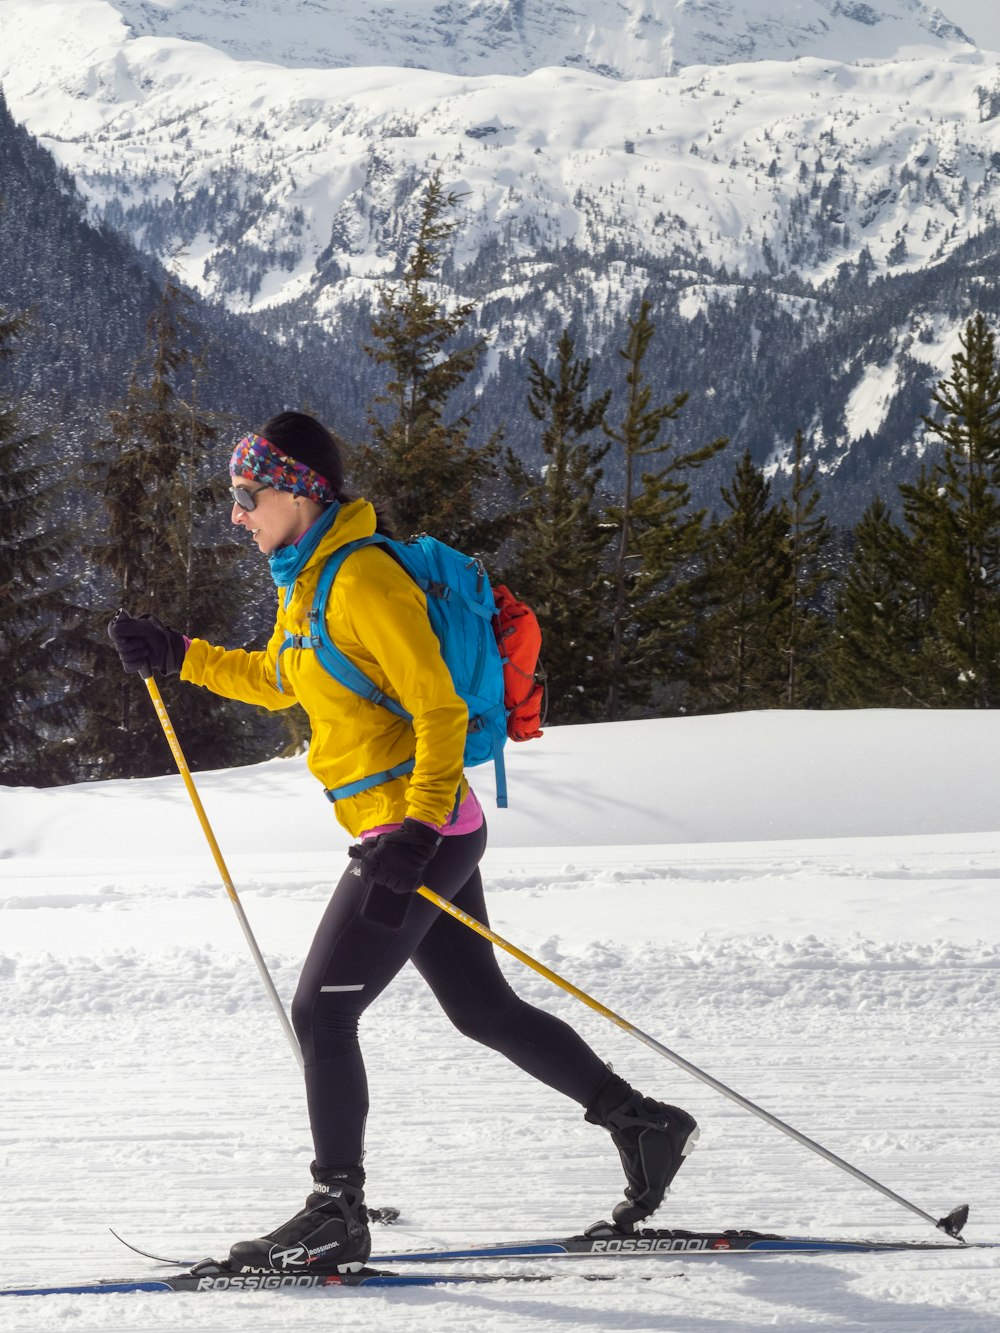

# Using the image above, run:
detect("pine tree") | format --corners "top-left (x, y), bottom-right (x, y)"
top-left (685, 451), bottom-right (791, 712)
top-left (779, 429), bottom-right (834, 706)
top-left (899, 313), bottom-right (1000, 706)
top-left (74, 276), bottom-right (267, 778)
top-left (356, 172), bottom-right (500, 549)
top-left (828, 495), bottom-right (926, 706)
top-left (602, 299), bottom-right (727, 719)
top-left (505, 328), bottom-right (611, 722)
top-left (0, 308), bottom-right (78, 783)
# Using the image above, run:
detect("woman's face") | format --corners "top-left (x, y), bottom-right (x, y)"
top-left (230, 474), bottom-right (322, 554)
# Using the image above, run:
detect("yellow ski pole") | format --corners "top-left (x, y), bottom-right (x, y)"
top-left (416, 884), bottom-right (968, 1241)
top-left (141, 670), bottom-right (303, 1069)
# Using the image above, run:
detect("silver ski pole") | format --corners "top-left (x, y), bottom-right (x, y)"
top-left (417, 885), bottom-right (969, 1242)
top-left (141, 670), bottom-right (303, 1070)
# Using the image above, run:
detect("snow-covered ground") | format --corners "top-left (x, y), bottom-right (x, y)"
top-left (2, 709), bottom-right (999, 1330)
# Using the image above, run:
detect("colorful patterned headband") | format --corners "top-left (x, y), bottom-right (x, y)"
top-left (229, 432), bottom-right (336, 505)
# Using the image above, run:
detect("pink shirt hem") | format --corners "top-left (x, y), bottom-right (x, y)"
top-left (361, 786), bottom-right (484, 841)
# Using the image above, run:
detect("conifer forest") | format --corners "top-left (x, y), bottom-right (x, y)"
top-left (6, 136), bottom-right (1000, 786)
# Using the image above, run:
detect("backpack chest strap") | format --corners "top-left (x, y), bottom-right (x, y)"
top-left (276, 539), bottom-right (413, 720)
top-left (277, 622), bottom-right (412, 719)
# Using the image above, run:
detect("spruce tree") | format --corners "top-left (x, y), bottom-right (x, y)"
top-left (0, 308), bottom-right (77, 784)
top-left (828, 495), bottom-right (926, 706)
top-left (899, 313), bottom-right (1000, 706)
top-left (685, 451), bottom-right (791, 712)
top-left (75, 276), bottom-right (266, 778)
top-left (356, 172), bottom-right (500, 549)
top-left (779, 429), bottom-right (834, 706)
top-left (602, 299), bottom-right (727, 719)
top-left (505, 328), bottom-right (611, 722)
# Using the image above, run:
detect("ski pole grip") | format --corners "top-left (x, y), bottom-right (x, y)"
top-left (110, 608), bottom-right (154, 680)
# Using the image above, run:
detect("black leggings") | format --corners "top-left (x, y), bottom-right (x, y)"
top-left (291, 821), bottom-right (610, 1173)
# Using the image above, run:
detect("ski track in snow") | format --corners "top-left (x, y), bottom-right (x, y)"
top-left (2, 714), bottom-right (1000, 1330)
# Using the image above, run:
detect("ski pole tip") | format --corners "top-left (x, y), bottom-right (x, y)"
top-left (937, 1204), bottom-right (969, 1241)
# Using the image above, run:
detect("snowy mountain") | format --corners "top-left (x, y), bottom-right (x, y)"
top-left (0, 91), bottom-right (317, 441)
top-left (105, 0), bottom-right (972, 77)
top-left (2, 0), bottom-right (999, 509)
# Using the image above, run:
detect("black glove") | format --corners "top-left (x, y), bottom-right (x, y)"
top-left (349, 818), bottom-right (442, 929)
top-left (108, 610), bottom-right (187, 676)
top-left (349, 818), bottom-right (442, 895)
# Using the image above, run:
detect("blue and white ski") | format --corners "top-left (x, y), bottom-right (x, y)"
top-left (108, 1222), bottom-right (998, 1272)
top-left (371, 1225), bottom-right (998, 1262)
top-left (0, 1266), bottom-right (627, 1296)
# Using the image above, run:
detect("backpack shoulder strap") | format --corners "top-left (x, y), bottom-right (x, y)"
top-left (307, 536), bottom-right (412, 719)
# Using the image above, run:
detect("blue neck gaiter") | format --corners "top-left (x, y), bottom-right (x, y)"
top-left (268, 502), bottom-right (340, 589)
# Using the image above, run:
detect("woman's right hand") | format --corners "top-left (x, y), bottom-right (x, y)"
top-left (108, 609), bottom-right (187, 677)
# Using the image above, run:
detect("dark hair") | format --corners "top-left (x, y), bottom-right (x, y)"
top-left (256, 410), bottom-right (395, 536)
top-left (256, 411), bottom-right (347, 499)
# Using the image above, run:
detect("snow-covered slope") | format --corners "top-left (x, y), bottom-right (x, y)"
top-left (2, 710), bottom-right (999, 1328)
top-left (4, 710), bottom-right (1000, 858)
top-left (107, 0), bottom-right (972, 77)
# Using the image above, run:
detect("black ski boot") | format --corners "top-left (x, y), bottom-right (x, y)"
top-left (228, 1173), bottom-right (371, 1275)
top-left (586, 1074), bottom-right (700, 1232)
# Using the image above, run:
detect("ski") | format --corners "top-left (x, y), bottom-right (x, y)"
top-left (8, 1222), bottom-right (997, 1298)
top-left (370, 1224), bottom-right (1000, 1262)
top-left (0, 1265), bottom-right (642, 1297)
top-left (110, 1222), bottom-right (999, 1275)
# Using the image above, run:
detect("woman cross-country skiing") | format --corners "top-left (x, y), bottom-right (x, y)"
top-left (108, 411), bottom-right (698, 1275)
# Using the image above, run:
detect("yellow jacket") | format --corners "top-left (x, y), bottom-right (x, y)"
top-left (181, 499), bottom-right (469, 836)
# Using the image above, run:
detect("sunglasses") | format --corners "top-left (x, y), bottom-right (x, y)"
top-left (229, 481), bottom-right (269, 511)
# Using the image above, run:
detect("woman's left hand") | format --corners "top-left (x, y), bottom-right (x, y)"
top-left (349, 819), bottom-right (442, 896)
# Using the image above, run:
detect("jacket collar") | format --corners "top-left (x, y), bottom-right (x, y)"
top-left (270, 498), bottom-right (378, 592)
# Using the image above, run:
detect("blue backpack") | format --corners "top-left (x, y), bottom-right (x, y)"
top-left (277, 533), bottom-right (512, 808)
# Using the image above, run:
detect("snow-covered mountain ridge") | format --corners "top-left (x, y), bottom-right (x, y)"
top-left (3, 3), bottom-right (993, 309)
top-left (106, 0), bottom-right (972, 78)
top-left (3, 0), bottom-right (1000, 499)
